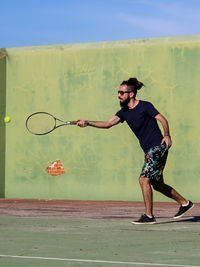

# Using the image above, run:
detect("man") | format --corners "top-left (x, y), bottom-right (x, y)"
top-left (77, 78), bottom-right (194, 224)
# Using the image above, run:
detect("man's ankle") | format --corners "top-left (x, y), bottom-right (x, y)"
top-left (146, 214), bottom-right (153, 218)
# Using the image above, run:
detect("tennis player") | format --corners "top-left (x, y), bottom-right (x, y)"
top-left (77, 78), bottom-right (194, 224)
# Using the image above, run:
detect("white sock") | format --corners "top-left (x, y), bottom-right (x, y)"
top-left (182, 201), bottom-right (189, 207)
top-left (147, 215), bottom-right (153, 218)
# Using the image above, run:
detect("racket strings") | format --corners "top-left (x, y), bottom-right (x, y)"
top-left (26, 113), bottom-right (56, 135)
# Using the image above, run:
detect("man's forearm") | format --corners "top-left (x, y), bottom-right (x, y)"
top-left (86, 121), bottom-right (111, 129)
top-left (77, 116), bottom-right (120, 128)
top-left (161, 119), bottom-right (170, 136)
top-left (155, 113), bottom-right (172, 148)
top-left (155, 114), bottom-right (171, 137)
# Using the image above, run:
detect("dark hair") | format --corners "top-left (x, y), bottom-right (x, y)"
top-left (121, 78), bottom-right (144, 99)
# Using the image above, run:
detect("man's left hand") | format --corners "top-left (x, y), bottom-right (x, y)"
top-left (161, 136), bottom-right (172, 149)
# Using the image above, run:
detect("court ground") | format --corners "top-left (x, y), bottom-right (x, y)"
top-left (0, 199), bottom-right (199, 267)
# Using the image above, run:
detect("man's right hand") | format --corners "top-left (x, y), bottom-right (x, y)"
top-left (76, 120), bottom-right (89, 127)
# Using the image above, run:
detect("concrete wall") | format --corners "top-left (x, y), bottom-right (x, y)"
top-left (0, 36), bottom-right (200, 201)
top-left (0, 49), bottom-right (6, 198)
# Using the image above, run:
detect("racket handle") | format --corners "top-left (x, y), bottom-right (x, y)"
top-left (68, 121), bottom-right (77, 125)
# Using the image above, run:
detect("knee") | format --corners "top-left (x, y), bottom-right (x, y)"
top-left (152, 182), bottom-right (159, 191)
top-left (139, 176), bottom-right (150, 186)
top-left (152, 181), bottom-right (165, 192)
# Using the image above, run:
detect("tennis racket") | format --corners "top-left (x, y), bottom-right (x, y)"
top-left (26, 112), bottom-right (77, 135)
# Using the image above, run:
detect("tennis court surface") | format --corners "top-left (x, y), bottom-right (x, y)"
top-left (0, 199), bottom-right (200, 267)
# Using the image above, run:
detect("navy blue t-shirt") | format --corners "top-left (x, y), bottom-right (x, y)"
top-left (115, 100), bottom-right (163, 153)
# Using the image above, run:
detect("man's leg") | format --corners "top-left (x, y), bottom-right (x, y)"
top-left (152, 181), bottom-right (194, 218)
top-left (139, 176), bottom-right (153, 216)
top-left (132, 176), bottom-right (156, 224)
top-left (152, 181), bottom-right (187, 205)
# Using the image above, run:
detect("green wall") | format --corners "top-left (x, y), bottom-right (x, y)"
top-left (0, 49), bottom-right (6, 197)
top-left (1, 36), bottom-right (200, 201)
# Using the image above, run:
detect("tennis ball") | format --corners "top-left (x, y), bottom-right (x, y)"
top-left (4, 116), bottom-right (11, 123)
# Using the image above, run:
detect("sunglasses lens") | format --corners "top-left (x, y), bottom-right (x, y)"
top-left (118, 91), bottom-right (124, 95)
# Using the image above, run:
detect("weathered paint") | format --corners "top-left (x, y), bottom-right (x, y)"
top-left (1, 36), bottom-right (200, 201)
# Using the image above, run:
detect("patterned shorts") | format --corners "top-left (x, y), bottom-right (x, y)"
top-left (140, 143), bottom-right (168, 183)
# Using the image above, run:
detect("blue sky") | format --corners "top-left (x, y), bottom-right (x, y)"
top-left (1, 0), bottom-right (200, 48)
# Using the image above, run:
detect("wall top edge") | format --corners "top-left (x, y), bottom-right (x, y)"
top-left (2, 35), bottom-right (200, 54)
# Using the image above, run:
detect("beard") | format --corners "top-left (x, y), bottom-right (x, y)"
top-left (119, 97), bottom-right (130, 108)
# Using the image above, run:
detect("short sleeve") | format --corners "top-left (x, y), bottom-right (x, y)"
top-left (145, 102), bottom-right (159, 118)
top-left (115, 109), bottom-right (125, 123)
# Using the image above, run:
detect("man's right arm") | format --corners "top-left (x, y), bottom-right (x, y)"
top-left (77, 115), bottom-right (121, 129)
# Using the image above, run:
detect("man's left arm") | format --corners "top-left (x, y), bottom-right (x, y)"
top-left (155, 113), bottom-right (172, 149)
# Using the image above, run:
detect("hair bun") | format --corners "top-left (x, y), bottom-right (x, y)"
top-left (127, 78), bottom-right (144, 90)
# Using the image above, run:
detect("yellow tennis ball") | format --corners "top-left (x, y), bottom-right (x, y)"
top-left (4, 116), bottom-right (11, 123)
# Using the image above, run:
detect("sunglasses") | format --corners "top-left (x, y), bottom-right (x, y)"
top-left (118, 90), bottom-right (131, 96)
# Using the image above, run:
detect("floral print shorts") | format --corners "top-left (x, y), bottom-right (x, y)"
top-left (140, 143), bottom-right (168, 183)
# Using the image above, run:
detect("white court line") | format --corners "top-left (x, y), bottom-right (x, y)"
top-left (0, 255), bottom-right (199, 267)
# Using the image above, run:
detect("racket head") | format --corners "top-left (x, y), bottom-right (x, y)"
top-left (26, 112), bottom-right (56, 135)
